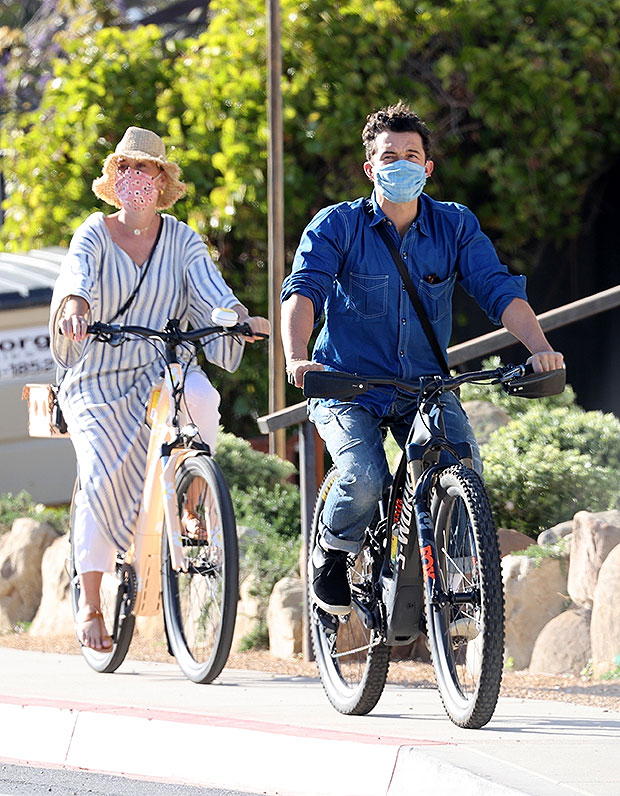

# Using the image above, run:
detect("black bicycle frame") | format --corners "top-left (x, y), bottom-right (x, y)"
top-left (379, 387), bottom-right (475, 646)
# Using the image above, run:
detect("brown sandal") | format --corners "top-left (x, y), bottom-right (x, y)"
top-left (77, 607), bottom-right (113, 651)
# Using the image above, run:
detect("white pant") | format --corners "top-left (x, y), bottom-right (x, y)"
top-left (74, 370), bottom-right (220, 574)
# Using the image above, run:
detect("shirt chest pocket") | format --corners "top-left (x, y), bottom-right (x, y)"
top-left (348, 272), bottom-right (389, 319)
top-left (417, 272), bottom-right (456, 322)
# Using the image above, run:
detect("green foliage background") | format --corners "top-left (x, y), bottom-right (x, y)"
top-left (2, 0), bottom-right (620, 430)
top-left (459, 364), bottom-right (620, 536)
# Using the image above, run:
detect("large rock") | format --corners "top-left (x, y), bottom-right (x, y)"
top-left (0, 518), bottom-right (59, 631)
top-left (529, 609), bottom-right (591, 675)
top-left (267, 576), bottom-right (303, 659)
top-left (590, 544), bottom-right (620, 677)
top-left (497, 528), bottom-right (534, 558)
top-left (502, 555), bottom-right (568, 670)
top-left (567, 510), bottom-right (620, 609)
top-left (538, 520), bottom-right (573, 547)
top-left (231, 574), bottom-right (262, 653)
top-left (29, 535), bottom-right (74, 636)
top-left (462, 400), bottom-right (511, 445)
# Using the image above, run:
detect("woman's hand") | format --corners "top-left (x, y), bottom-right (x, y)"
top-left (59, 296), bottom-right (90, 341)
top-left (242, 315), bottom-right (271, 343)
top-left (231, 304), bottom-right (270, 342)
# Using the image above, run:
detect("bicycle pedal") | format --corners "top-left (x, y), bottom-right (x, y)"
top-left (315, 608), bottom-right (339, 635)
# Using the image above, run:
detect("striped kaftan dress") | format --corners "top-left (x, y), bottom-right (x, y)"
top-left (49, 211), bottom-right (244, 555)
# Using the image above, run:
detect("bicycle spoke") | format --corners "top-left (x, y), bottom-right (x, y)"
top-left (162, 456), bottom-right (238, 684)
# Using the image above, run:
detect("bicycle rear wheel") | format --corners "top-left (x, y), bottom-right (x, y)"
top-left (309, 468), bottom-right (390, 715)
top-left (426, 464), bottom-right (504, 728)
top-left (69, 485), bottom-right (136, 674)
top-left (161, 455), bottom-right (238, 684)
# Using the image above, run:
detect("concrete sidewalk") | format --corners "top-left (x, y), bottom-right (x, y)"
top-left (0, 647), bottom-right (618, 796)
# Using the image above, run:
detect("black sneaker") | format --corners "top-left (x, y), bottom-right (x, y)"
top-left (310, 542), bottom-right (351, 615)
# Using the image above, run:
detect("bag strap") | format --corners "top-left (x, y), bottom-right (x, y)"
top-left (108, 217), bottom-right (163, 323)
top-left (364, 201), bottom-right (449, 375)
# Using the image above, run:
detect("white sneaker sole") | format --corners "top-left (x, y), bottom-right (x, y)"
top-left (310, 586), bottom-right (351, 616)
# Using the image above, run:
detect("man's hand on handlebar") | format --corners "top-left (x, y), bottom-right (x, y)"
top-left (526, 350), bottom-right (564, 373)
top-left (286, 359), bottom-right (325, 388)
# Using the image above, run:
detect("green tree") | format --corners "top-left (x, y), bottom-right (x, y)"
top-left (3, 1), bottom-right (620, 428)
top-left (0, 26), bottom-right (178, 246)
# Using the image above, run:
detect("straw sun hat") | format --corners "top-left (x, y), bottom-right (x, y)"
top-left (92, 126), bottom-right (187, 210)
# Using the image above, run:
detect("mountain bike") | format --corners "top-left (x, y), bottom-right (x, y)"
top-left (67, 310), bottom-right (266, 683)
top-left (303, 363), bottom-right (565, 728)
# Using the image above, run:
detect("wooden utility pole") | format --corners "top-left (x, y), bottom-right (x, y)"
top-left (266, 0), bottom-right (286, 458)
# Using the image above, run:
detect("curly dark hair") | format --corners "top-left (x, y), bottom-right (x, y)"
top-left (362, 101), bottom-right (432, 160)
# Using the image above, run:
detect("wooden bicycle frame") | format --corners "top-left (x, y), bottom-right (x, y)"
top-left (124, 361), bottom-right (201, 616)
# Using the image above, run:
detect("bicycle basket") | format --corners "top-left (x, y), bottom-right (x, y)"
top-left (502, 367), bottom-right (566, 399)
top-left (303, 370), bottom-right (369, 400)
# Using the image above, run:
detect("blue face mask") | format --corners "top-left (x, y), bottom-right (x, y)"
top-left (374, 159), bottom-right (427, 204)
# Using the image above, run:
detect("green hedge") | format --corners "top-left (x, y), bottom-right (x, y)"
top-left (215, 431), bottom-right (301, 648)
top-left (0, 490), bottom-right (69, 535)
top-left (477, 400), bottom-right (620, 536)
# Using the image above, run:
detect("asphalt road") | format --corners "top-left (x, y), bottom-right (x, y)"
top-left (0, 762), bottom-right (264, 796)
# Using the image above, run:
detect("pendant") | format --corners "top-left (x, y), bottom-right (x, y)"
top-left (133, 228), bottom-right (141, 236)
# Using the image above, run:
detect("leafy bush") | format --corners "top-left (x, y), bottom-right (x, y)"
top-left (215, 431), bottom-right (295, 492)
top-left (214, 431), bottom-right (302, 649)
top-left (510, 539), bottom-right (570, 570)
top-left (238, 521), bottom-right (301, 650)
top-left (231, 483), bottom-right (300, 539)
top-left (0, 490), bottom-right (70, 535)
top-left (215, 431), bottom-right (300, 538)
top-left (481, 405), bottom-right (620, 535)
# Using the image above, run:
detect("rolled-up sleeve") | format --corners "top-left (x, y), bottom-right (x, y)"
top-left (280, 205), bottom-right (348, 325)
top-left (49, 217), bottom-right (102, 368)
top-left (456, 208), bottom-right (527, 325)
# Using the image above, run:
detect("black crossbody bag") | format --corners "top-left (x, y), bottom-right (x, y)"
top-left (363, 201), bottom-right (450, 375)
top-left (51, 219), bottom-right (163, 432)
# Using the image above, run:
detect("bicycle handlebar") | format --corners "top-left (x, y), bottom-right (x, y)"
top-left (303, 362), bottom-right (566, 401)
top-left (86, 319), bottom-right (268, 345)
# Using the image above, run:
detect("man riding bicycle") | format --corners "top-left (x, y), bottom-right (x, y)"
top-left (281, 101), bottom-right (564, 617)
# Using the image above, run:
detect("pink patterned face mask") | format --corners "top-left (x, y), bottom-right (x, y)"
top-left (114, 168), bottom-right (159, 211)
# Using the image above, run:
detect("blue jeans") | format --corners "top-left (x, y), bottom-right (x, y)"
top-left (308, 392), bottom-right (481, 555)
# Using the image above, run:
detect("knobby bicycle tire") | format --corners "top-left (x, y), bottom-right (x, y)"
top-left (69, 483), bottom-right (135, 674)
top-left (309, 467), bottom-right (391, 715)
top-left (161, 455), bottom-right (238, 684)
top-left (425, 464), bottom-right (504, 728)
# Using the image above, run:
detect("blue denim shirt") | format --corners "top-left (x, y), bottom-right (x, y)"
top-left (281, 191), bottom-right (528, 415)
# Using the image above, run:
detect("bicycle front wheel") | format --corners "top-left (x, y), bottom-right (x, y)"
top-left (309, 468), bottom-right (390, 715)
top-left (426, 464), bottom-right (504, 728)
top-left (69, 484), bottom-right (135, 674)
top-left (161, 455), bottom-right (238, 684)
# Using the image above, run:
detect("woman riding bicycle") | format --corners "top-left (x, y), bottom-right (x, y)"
top-left (50, 126), bottom-right (269, 652)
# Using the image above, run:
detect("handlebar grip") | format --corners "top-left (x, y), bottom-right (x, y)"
top-left (235, 323), bottom-right (269, 339)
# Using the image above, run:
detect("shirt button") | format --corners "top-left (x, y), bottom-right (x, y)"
top-left (399, 350), bottom-right (404, 357)
top-left (402, 318), bottom-right (406, 324)
top-left (402, 252), bottom-right (408, 259)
